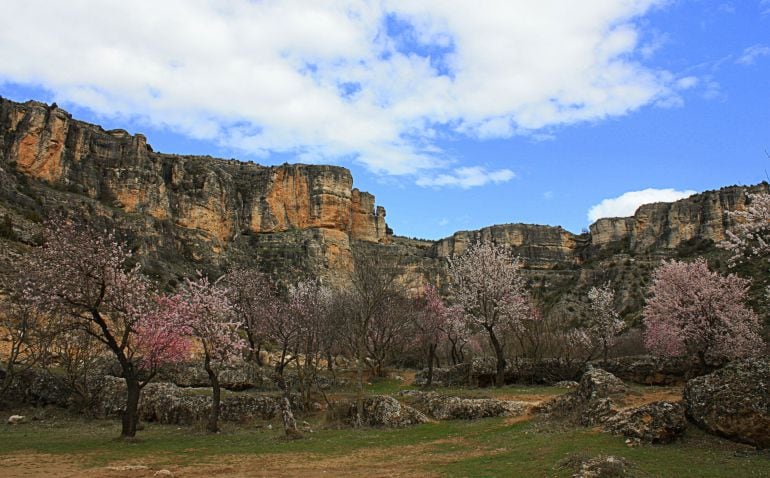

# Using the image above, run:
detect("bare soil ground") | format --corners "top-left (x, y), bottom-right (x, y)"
top-left (0, 437), bottom-right (489, 478)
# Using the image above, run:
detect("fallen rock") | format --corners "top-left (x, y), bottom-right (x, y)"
top-left (570, 455), bottom-right (630, 478)
top-left (331, 395), bottom-right (429, 428)
top-left (604, 401), bottom-right (686, 444)
top-left (400, 391), bottom-right (529, 420)
top-left (154, 470), bottom-right (174, 477)
top-left (7, 415), bottom-right (25, 425)
top-left (684, 358), bottom-right (770, 448)
top-left (537, 367), bottom-right (626, 426)
top-left (554, 380), bottom-right (579, 389)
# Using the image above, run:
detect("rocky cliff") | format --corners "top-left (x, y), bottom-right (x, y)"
top-left (0, 97), bottom-right (766, 325)
top-left (0, 98), bottom-right (392, 282)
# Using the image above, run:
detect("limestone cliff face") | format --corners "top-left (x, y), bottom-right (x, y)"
top-left (433, 224), bottom-right (580, 268)
top-left (588, 185), bottom-right (767, 252)
top-left (0, 98), bottom-right (390, 251)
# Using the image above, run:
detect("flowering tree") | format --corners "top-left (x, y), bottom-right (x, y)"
top-left (643, 258), bottom-right (763, 367)
top-left (171, 275), bottom-right (244, 433)
top-left (0, 286), bottom-right (50, 402)
top-left (413, 285), bottom-right (449, 386)
top-left (449, 242), bottom-right (530, 387)
top-left (221, 268), bottom-right (279, 364)
top-left (444, 305), bottom-right (470, 365)
top-left (720, 192), bottom-right (770, 266)
top-left (586, 282), bottom-right (625, 363)
top-left (21, 217), bottom-right (187, 438)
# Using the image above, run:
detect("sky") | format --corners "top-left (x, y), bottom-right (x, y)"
top-left (1, 0), bottom-right (769, 239)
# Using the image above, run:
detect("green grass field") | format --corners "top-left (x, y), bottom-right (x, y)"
top-left (2, 397), bottom-right (768, 477)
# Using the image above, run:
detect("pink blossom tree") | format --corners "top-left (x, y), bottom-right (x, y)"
top-left (719, 192), bottom-right (770, 266)
top-left (21, 217), bottom-right (188, 438)
top-left (449, 242), bottom-right (530, 387)
top-left (586, 282), bottom-right (625, 363)
top-left (221, 268), bottom-right (279, 365)
top-left (171, 274), bottom-right (245, 433)
top-left (643, 258), bottom-right (763, 367)
top-left (413, 285), bottom-right (449, 386)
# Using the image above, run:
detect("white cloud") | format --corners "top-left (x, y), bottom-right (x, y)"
top-left (736, 44), bottom-right (770, 65)
top-left (543, 191), bottom-right (554, 200)
top-left (417, 167), bottom-right (515, 189)
top-left (587, 188), bottom-right (697, 222)
top-left (0, 0), bottom-right (680, 184)
top-left (438, 218), bottom-right (450, 226)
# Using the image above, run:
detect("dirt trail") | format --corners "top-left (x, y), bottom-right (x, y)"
top-left (0, 437), bottom-right (490, 478)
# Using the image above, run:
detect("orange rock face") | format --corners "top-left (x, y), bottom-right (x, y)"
top-left (12, 106), bottom-right (67, 183)
top-left (1, 99), bottom-right (391, 259)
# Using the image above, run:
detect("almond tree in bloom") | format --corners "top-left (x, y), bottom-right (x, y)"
top-left (221, 268), bottom-right (278, 365)
top-left (449, 242), bottom-right (530, 387)
top-left (22, 218), bottom-right (188, 438)
top-left (642, 258), bottom-right (763, 368)
top-left (444, 305), bottom-right (470, 365)
top-left (413, 285), bottom-right (449, 386)
top-left (587, 282), bottom-right (625, 363)
top-left (719, 192), bottom-right (770, 266)
top-left (171, 274), bottom-right (245, 433)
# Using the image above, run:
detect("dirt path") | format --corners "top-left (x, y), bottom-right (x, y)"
top-left (0, 437), bottom-right (494, 478)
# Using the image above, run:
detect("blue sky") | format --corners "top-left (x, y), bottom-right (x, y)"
top-left (1, 1), bottom-right (769, 239)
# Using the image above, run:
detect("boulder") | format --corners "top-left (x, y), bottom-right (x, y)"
top-left (554, 380), bottom-right (579, 389)
top-left (400, 391), bottom-right (529, 420)
top-left (571, 455), bottom-right (631, 478)
top-left (603, 401), bottom-right (686, 444)
top-left (537, 367), bottom-right (626, 426)
top-left (333, 395), bottom-right (429, 428)
top-left (7, 415), bottom-right (25, 425)
top-left (684, 358), bottom-right (770, 448)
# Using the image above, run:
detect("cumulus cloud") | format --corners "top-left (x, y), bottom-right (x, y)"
top-left (417, 167), bottom-right (515, 189)
top-left (736, 44), bottom-right (770, 65)
top-left (0, 0), bottom-right (681, 183)
top-left (587, 188), bottom-right (697, 222)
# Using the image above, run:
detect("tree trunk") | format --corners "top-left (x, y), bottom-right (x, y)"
top-left (204, 354), bottom-right (220, 433)
top-left (488, 329), bottom-right (506, 388)
top-left (426, 344), bottom-right (436, 386)
top-left (121, 370), bottom-right (140, 439)
top-left (274, 368), bottom-right (301, 438)
top-left (355, 334), bottom-right (365, 428)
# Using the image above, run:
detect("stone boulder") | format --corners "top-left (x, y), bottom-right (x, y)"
top-left (154, 362), bottom-right (275, 391)
top-left (568, 455), bottom-right (631, 478)
top-left (537, 367), bottom-right (626, 426)
top-left (603, 401), bottom-right (686, 444)
top-left (400, 391), bottom-right (529, 420)
top-left (333, 395), bottom-right (429, 428)
top-left (684, 358), bottom-right (770, 448)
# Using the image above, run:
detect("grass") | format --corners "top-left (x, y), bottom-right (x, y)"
top-left (1, 407), bottom-right (768, 477)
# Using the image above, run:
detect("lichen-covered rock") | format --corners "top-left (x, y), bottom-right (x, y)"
top-left (604, 401), bottom-right (686, 444)
top-left (575, 367), bottom-right (627, 402)
top-left (571, 455), bottom-right (631, 478)
top-left (154, 362), bottom-right (275, 391)
top-left (415, 357), bottom-right (582, 387)
top-left (537, 367), bottom-right (626, 426)
top-left (334, 395), bottom-right (429, 428)
top-left (684, 358), bottom-right (770, 448)
top-left (400, 391), bottom-right (529, 420)
top-left (95, 377), bottom-right (287, 425)
top-left (554, 380), bottom-right (580, 389)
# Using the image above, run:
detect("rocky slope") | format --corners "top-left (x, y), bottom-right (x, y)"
top-left (0, 97), bottom-right (767, 325)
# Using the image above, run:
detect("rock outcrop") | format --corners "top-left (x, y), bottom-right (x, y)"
top-left (331, 395), bottom-right (429, 428)
top-left (399, 390), bottom-right (529, 420)
top-left (603, 401), bottom-right (687, 444)
top-left (684, 358), bottom-right (770, 448)
top-left (537, 367), bottom-right (626, 426)
top-left (2, 97), bottom-right (769, 326)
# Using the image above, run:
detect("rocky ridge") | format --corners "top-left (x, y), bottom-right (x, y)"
top-left (1, 97), bottom-right (768, 323)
